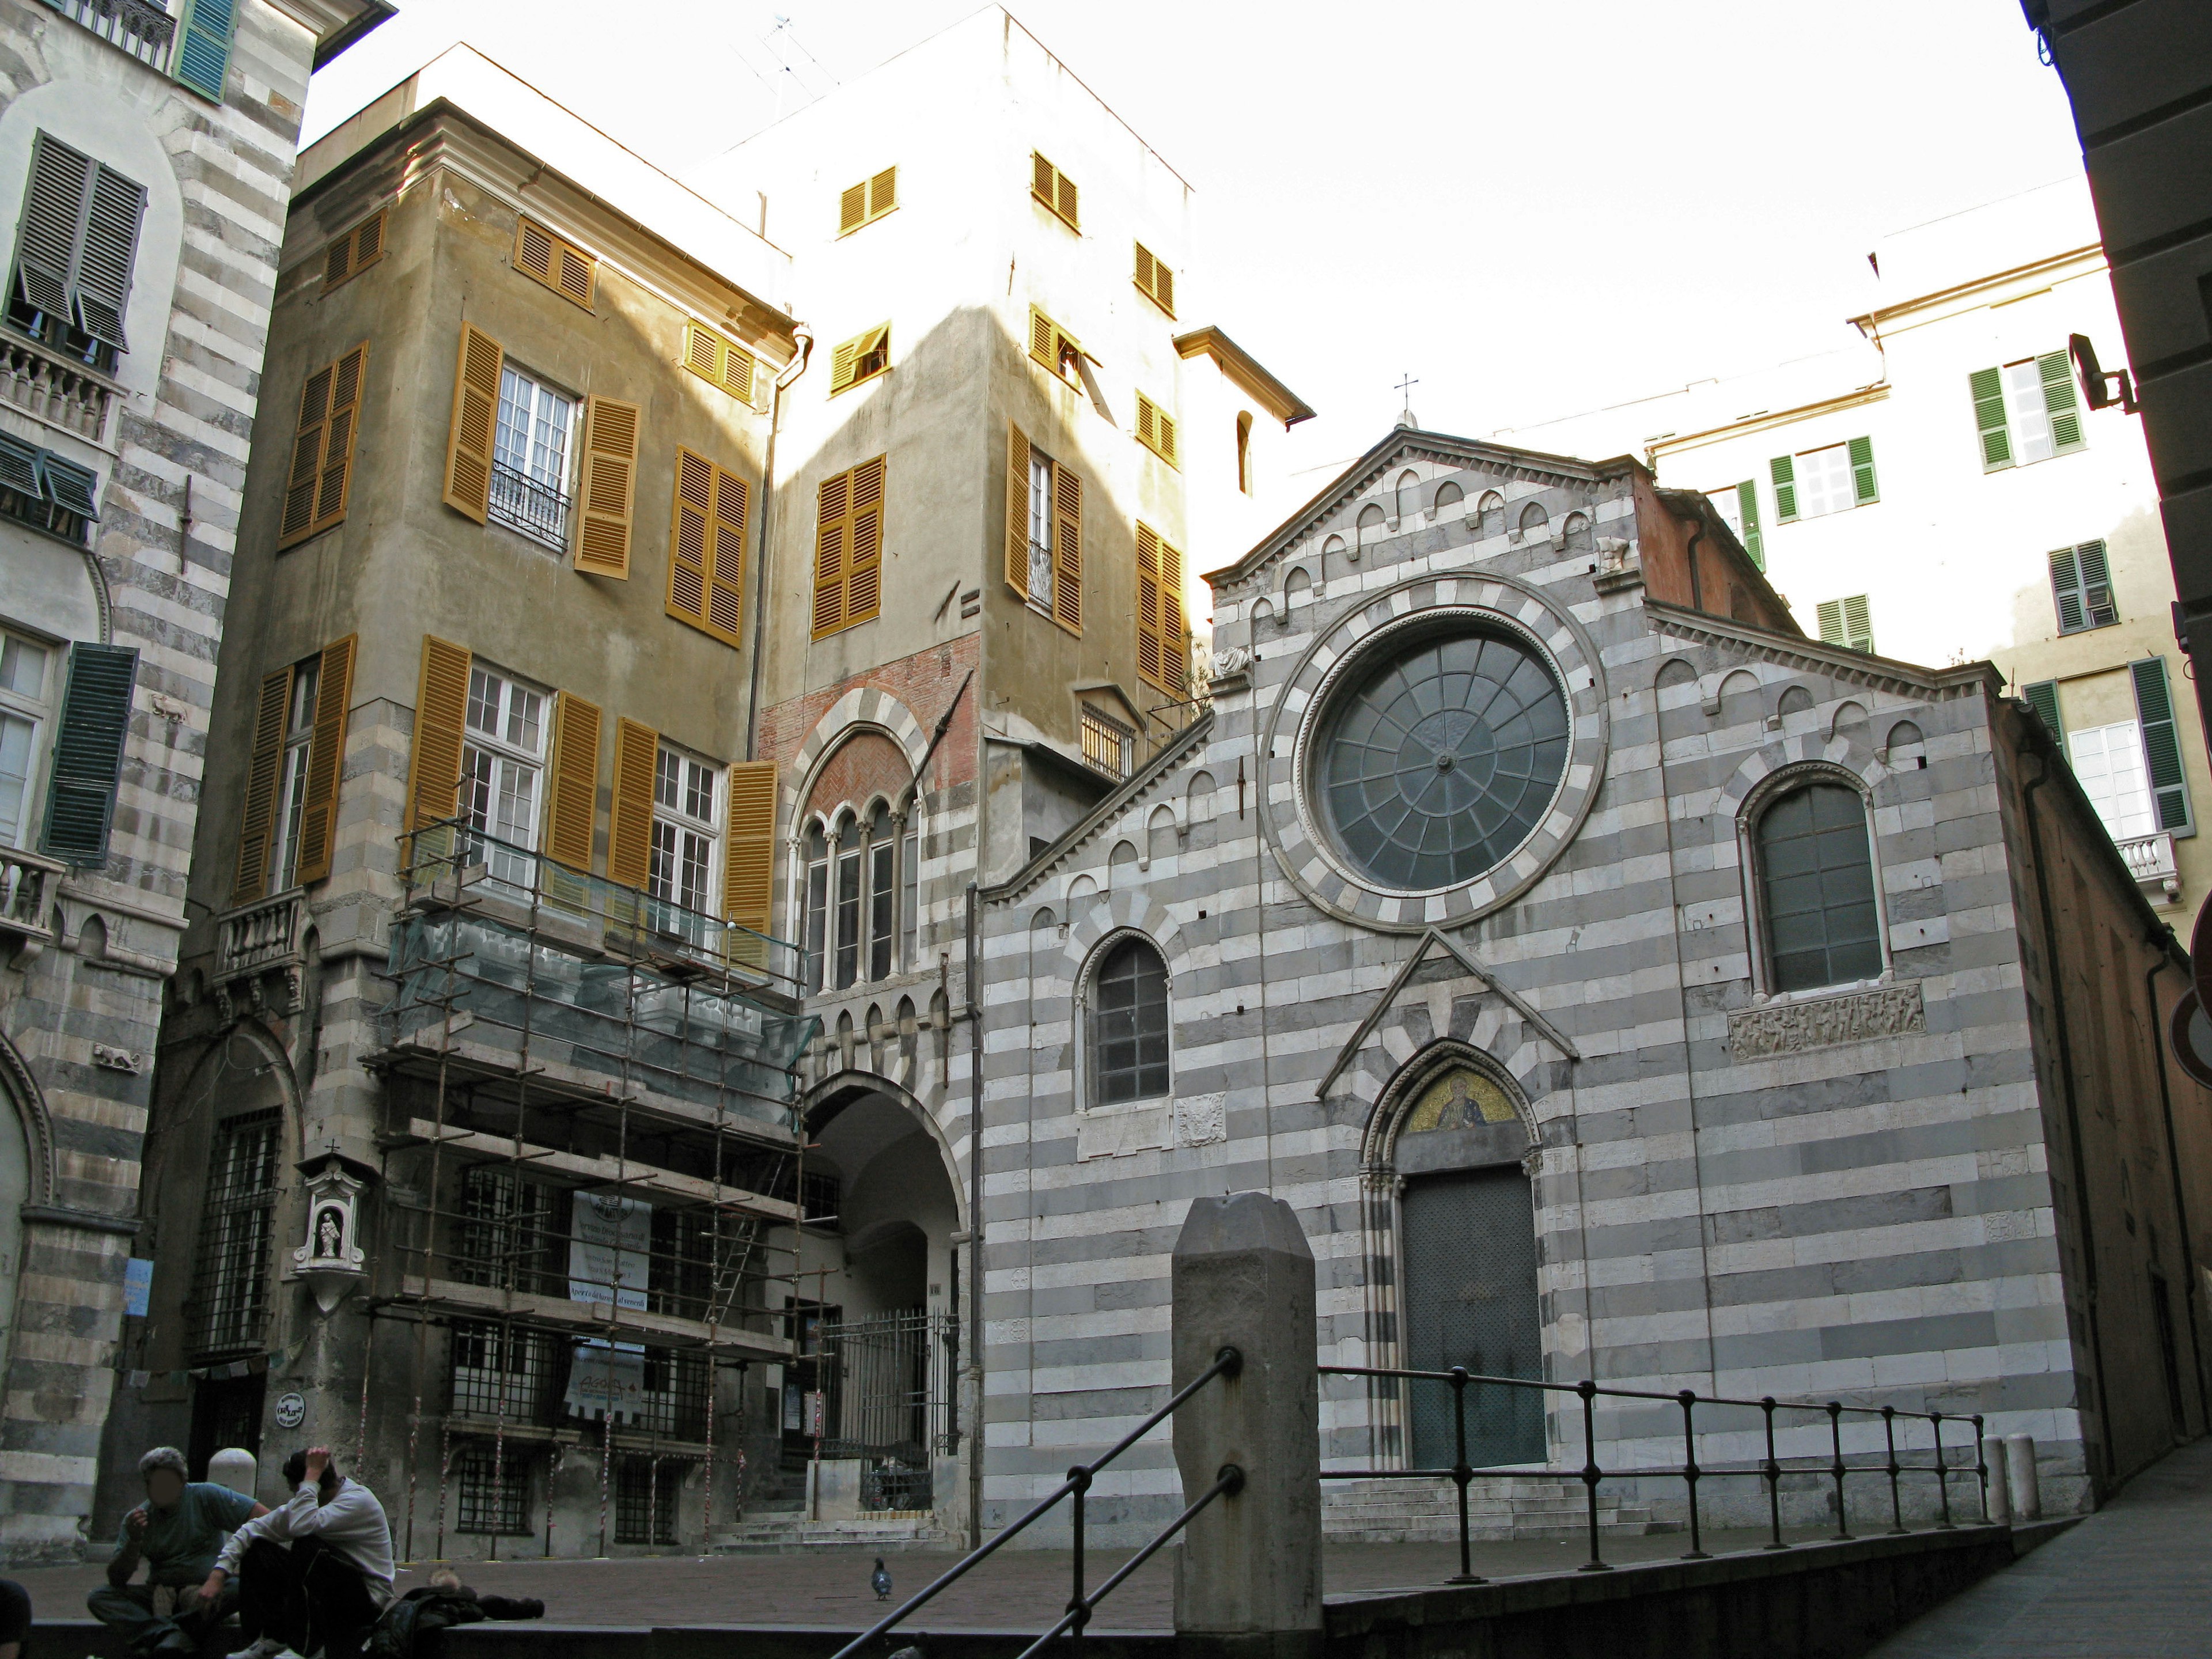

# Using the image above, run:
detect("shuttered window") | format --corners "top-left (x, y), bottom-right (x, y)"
top-left (404, 635), bottom-right (472, 844)
top-left (1137, 523), bottom-right (1187, 697)
top-left (544, 690), bottom-right (601, 875)
top-left (682, 322), bottom-right (756, 403)
top-left (1973, 351), bottom-right (2086, 471)
top-left (237, 642), bottom-right (353, 898)
top-left (232, 666), bottom-right (290, 903)
top-left (1005, 434), bottom-right (1082, 635)
top-left (1706, 482), bottom-right (1763, 569)
top-left (2021, 680), bottom-right (2063, 749)
top-left (1031, 151), bottom-right (1079, 231)
top-left (39, 641), bottom-right (135, 865)
top-left (0, 432), bottom-right (99, 546)
top-left (173, 0), bottom-right (236, 102)
top-left (279, 343), bottom-right (368, 550)
top-left (1816, 594), bottom-right (1874, 654)
top-left (607, 717), bottom-right (658, 891)
top-left (2132, 656), bottom-right (2194, 835)
top-left (724, 760), bottom-right (777, 968)
top-left (1135, 393), bottom-right (1180, 468)
top-left (838, 168), bottom-right (897, 237)
top-left (513, 218), bottom-right (596, 310)
top-left (666, 448), bottom-right (748, 648)
top-left (322, 211), bottom-right (387, 293)
top-left (828, 323), bottom-right (891, 395)
top-left (443, 325), bottom-right (503, 523)
top-left (291, 634), bottom-right (356, 887)
top-left (1028, 306), bottom-right (1080, 383)
top-left (2049, 540), bottom-right (2119, 635)
top-left (810, 456), bottom-right (887, 638)
top-left (1772, 438), bottom-right (1876, 523)
top-left (1134, 242), bottom-right (1175, 316)
top-left (9, 132), bottom-right (146, 365)
top-left (574, 395), bottom-right (641, 578)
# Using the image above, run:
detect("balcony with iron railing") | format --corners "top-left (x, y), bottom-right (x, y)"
top-left (42, 0), bottom-right (176, 68)
top-left (487, 460), bottom-right (571, 552)
top-left (0, 332), bottom-right (118, 444)
top-left (2116, 830), bottom-right (2181, 906)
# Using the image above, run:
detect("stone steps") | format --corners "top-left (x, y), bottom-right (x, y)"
top-left (710, 1510), bottom-right (941, 1554)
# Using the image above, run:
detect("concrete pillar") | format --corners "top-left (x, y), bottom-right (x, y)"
top-left (207, 1448), bottom-right (256, 1498)
top-left (2004, 1434), bottom-right (2041, 1521)
top-left (1981, 1436), bottom-right (2010, 1522)
top-left (1171, 1192), bottom-right (1321, 1659)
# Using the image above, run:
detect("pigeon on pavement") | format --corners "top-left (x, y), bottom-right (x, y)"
top-left (872, 1558), bottom-right (893, 1601)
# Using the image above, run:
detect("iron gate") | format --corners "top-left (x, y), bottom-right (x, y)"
top-left (815, 1310), bottom-right (955, 1510)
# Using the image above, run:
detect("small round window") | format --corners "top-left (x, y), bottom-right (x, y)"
top-left (1313, 623), bottom-right (1570, 891)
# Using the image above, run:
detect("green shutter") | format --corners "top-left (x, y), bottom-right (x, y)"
top-left (1736, 479), bottom-right (1763, 570)
top-left (1770, 454), bottom-right (1797, 522)
top-left (1843, 593), bottom-right (1873, 652)
top-left (2022, 679), bottom-right (2063, 750)
top-left (2040, 350), bottom-right (2085, 453)
top-left (2048, 546), bottom-right (2087, 634)
top-left (2131, 656), bottom-right (2194, 834)
top-left (39, 642), bottom-right (137, 865)
top-left (1848, 435), bottom-right (1879, 505)
top-left (2076, 539), bottom-right (2117, 627)
top-left (1817, 598), bottom-right (1843, 645)
top-left (1970, 367), bottom-right (2013, 471)
top-left (173, 0), bottom-right (235, 102)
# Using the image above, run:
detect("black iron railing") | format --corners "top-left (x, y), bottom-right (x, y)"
top-left (1321, 1363), bottom-right (1989, 1579)
top-left (828, 1346), bottom-right (1244, 1659)
top-left (488, 459), bottom-right (571, 548)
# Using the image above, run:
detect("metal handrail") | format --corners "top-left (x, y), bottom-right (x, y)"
top-left (487, 458), bottom-right (572, 548)
top-left (827, 1344), bottom-right (1244, 1659)
top-left (1320, 1363), bottom-right (1988, 1578)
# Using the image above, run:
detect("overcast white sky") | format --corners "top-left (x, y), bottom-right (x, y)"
top-left (304, 1), bottom-right (2088, 491)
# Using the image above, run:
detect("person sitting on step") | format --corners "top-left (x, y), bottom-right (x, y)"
top-left (203, 1448), bottom-right (393, 1659)
top-left (88, 1448), bottom-right (267, 1658)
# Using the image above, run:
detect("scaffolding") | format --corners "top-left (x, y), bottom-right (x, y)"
top-left (361, 817), bottom-right (821, 1560)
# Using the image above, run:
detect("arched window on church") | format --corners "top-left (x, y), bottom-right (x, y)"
top-left (1396, 469), bottom-right (1422, 524)
top-left (1753, 779), bottom-right (1882, 991)
top-left (1395, 1065), bottom-right (1543, 1468)
top-left (801, 822), bottom-right (828, 992)
top-left (1089, 935), bottom-right (1171, 1107)
top-left (1356, 503), bottom-right (1386, 559)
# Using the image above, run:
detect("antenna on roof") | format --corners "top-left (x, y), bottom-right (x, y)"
top-left (1395, 373), bottom-right (1419, 430)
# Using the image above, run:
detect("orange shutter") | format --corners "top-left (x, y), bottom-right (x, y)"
top-left (708, 464), bottom-right (748, 645)
top-left (812, 468), bottom-right (850, 638)
top-left (1006, 423), bottom-right (1031, 595)
top-left (441, 324), bottom-right (502, 522)
top-left (723, 760), bottom-right (778, 965)
top-left (870, 166), bottom-right (897, 214)
top-left (279, 363), bottom-right (331, 547)
top-left (839, 181), bottom-right (868, 234)
top-left (405, 635), bottom-right (472, 839)
top-left (1160, 537), bottom-right (1187, 696)
top-left (230, 666), bottom-right (293, 903)
top-left (846, 456), bottom-right (885, 625)
top-left (291, 633), bottom-right (356, 885)
top-left (668, 448), bottom-right (712, 627)
top-left (545, 690), bottom-right (603, 873)
top-left (1137, 522), bottom-right (1163, 690)
top-left (575, 395), bottom-right (639, 578)
top-left (516, 219), bottom-right (596, 309)
top-left (607, 717), bottom-right (657, 890)
top-left (1052, 463), bottom-right (1081, 634)
top-left (310, 343), bottom-right (366, 535)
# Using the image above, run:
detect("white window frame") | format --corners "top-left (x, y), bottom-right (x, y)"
top-left (1791, 443), bottom-right (1858, 521)
top-left (2069, 718), bottom-right (2157, 843)
top-left (460, 662), bottom-right (549, 887)
top-left (490, 362), bottom-right (577, 551)
top-left (1027, 446), bottom-right (1055, 616)
top-left (649, 742), bottom-right (721, 926)
top-left (2000, 357), bottom-right (2060, 466)
top-left (267, 655), bottom-right (320, 894)
top-left (0, 625), bottom-right (56, 851)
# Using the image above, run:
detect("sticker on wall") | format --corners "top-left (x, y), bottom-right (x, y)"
top-left (273, 1391), bottom-right (306, 1430)
top-left (123, 1258), bottom-right (152, 1318)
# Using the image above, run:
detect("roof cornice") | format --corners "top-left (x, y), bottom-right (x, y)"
top-left (1644, 600), bottom-right (2005, 699)
top-left (1173, 326), bottom-right (1315, 427)
top-left (1850, 244), bottom-right (2105, 334)
top-left (1646, 383), bottom-right (1891, 465)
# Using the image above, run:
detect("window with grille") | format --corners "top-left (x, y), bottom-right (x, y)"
top-left (615, 1456), bottom-right (679, 1544)
top-left (188, 1109), bottom-right (282, 1357)
top-left (1080, 706), bottom-right (1130, 780)
top-left (453, 1443), bottom-right (533, 1535)
top-left (1755, 781), bottom-right (1883, 992)
top-left (449, 1320), bottom-right (559, 1425)
top-left (490, 363), bottom-right (576, 552)
top-left (1089, 935), bottom-right (1171, 1105)
top-left (455, 1167), bottom-right (558, 1294)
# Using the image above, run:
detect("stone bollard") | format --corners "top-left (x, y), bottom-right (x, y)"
top-left (207, 1448), bottom-right (256, 1498)
top-left (1172, 1192), bottom-right (1322, 1659)
top-left (1981, 1435), bottom-right (2010, 1522)
top-left (2003, 1434), bottom-right (2040, 1521)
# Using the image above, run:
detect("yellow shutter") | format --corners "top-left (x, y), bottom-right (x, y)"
top-left (291, 633), bottom-right (356, 886)
top-left (441, 324), bottom-right (502, 523)
top-left (545, 690), bottom-right (602, 873)
top-left (310, 342), bottom-right (366, 537)
top-left (812, 468), bottom-right (850, 638)
top-left (683, 322), bottom-right (756, 403)
top-left (1053, 463), bottom-right (1081, 635)
top-left (1056, 172), bottom-right (1078, 229)
top-left (723, 760), bottom-right (777, 965)
top-left (870, 166), bottom-right (897, 215)
top-left (1157, 408), bottom-right (1177, 467)
top-left (1032, 151), bottom-right (1055, 203)
top-left (1135, 393), bottom-right (1156, 452)
top-left (668, 447), bottom-right (712, 627)
top-left (846, 456), bottom-right (885, 626)
top-left (607, 717), bottom-right (657, 891)
top-left (1133, 243), bottom-right (1174, 316)
top-left (1160, 537), bottom-right (1187, 696)
top-left (708, 464), bottom-right (748, 645)
top-left (840, 181), bottom-right (868, 235)
top-left (575, 394), bottom-right (639, 578)
top-left (515, 218), bottom-right (596, 309)
top-left (404, 635), bottom-right (472, 842)
top-left (230, 666), bottom-right (293, 903)
top-left (279, 363), bottom-right (331, 547)
top-left (1029, 308), bottom-right (1055, 368)
top-left (830, 336), bottom-right (857, 393)
top-left (1137, 522), bottom-right (1163, 690)
top-left (1006, 423), bottom-right (1031, 596)
top-left (323, 210), bottom-right (386, 293)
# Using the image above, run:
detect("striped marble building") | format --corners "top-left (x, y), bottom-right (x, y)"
top-left (0, 0), bottom-right (387, 1562)
top-left (969, 426), bottom-right (2212, 1540)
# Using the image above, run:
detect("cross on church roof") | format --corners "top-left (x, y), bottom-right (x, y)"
top-left (1395, 373), bottom-right (1419, 429)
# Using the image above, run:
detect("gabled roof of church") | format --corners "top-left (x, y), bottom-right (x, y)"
top-left (1205, 426), bottom-right (1645, 592)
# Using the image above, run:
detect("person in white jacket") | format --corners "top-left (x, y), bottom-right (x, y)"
top-left (200, 1448), bottom-right (395, 1659)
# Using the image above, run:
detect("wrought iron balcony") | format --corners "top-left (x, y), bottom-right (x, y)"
top-left (2116, 830), bottom-right (2181, 905)
top-left (487, 460), bottom-right (571, 551)
top-left (42, 0), bottom-right (176, 67)
top-left (0, 845), bottom-right (62, 949)
top-left (0, 334), bottom-right (114, 444)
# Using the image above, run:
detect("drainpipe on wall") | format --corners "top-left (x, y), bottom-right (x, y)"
top-left (2143, 952), bottom-right (2210, 1427)
top-left (2021, 752), bottom-right (2114, 1486)
top-left (965, 878), bottom-right (984, 1550)
top-left (744, 327), bottom-right (815, 762)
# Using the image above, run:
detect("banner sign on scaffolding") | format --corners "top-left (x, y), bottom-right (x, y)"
top-left (569, 1192), bottom-right (650, 1309)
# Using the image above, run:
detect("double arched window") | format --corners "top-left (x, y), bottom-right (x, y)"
top-left (1088, 935), bottom-right (1171, 1105)
top-left (1753, 779), bottom-right (1881, 991)
top-left (800, 799), bottom-right (918, 993)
